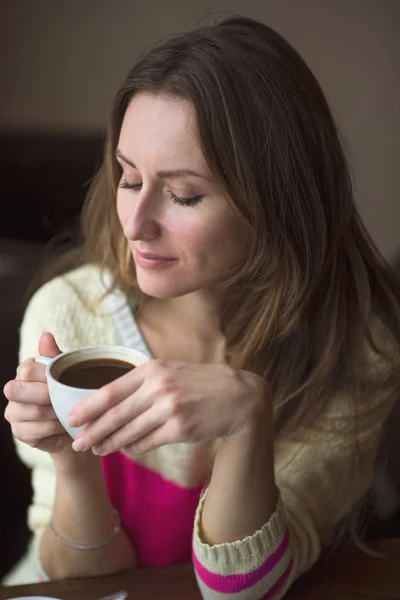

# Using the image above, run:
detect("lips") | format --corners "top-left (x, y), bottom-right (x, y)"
top-left (136, 250), bottom-right (176, 261)
top-left (135, 249), bottom-right (178, 269)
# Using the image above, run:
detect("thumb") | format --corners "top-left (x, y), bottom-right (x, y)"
top-left (38, 332), bottom-right (62, 359)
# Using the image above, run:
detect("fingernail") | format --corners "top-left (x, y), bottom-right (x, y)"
top-left (72, 439), bottom-right (86, 451)
top-left (68, 414), bottom-right (78, 427)
top-left (92, 445), bottom-right (105, 455)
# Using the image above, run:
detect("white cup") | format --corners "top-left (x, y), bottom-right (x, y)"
top-left (36, 345), bottom-right (150, 439)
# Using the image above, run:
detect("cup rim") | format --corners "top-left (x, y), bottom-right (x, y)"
top-left (47, 344), bottom-right (149, 391)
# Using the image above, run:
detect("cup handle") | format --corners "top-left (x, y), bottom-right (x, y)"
top-left (35, 355), bottom-right (53, 367)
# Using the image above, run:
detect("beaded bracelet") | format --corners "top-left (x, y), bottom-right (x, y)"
top-left (49, 509), bottom-right (121, 550)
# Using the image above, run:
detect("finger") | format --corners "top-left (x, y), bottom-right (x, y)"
top-left (68, 366), bottom-right (147, 427)
top-left (68, 359), bottom-right (178, 427)
top-left (122, 423), bottom-right (171, 456)
top-left (4, 401), bottom-right (59, 423)
top-left (3, 380), bottom-right (51, 405)
top-left (12, 419), bottom-right (66, 443)
top-left (16, 359), bottom-right (48, 383)
top-left (75, 395), bottom-right (150, 449)
top-left (38, 333), bottom-right (62, 358)
top-left (88, 408), bottom-right (165, 456)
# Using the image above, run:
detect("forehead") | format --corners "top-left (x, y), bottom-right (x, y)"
top-left (119, 93), bottom-right (207, 169)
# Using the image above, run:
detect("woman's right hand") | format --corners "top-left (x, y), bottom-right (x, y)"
top-left (3, 333), bottom-right (72, 454)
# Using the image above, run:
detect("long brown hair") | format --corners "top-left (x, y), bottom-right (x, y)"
top-left (37, 14), bottom-right (400, 535)
top-left (80, 13), bottom-right (400, 419)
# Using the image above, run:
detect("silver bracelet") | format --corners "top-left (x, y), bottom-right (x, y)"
top-left (49, 509), bottom-right (121, 550)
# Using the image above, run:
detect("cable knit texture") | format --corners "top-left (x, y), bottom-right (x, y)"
top-left (2, 265), bottom-right (398, 599)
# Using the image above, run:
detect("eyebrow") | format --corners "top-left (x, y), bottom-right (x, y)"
top-left (115, 149), bottom-right (213, 182)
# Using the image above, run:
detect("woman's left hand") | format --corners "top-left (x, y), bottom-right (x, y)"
top-left (67, 359), bottom-right (270, 456)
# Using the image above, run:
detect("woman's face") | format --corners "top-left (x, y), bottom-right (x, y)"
top-left (116, 93), bottom-right (249, 299)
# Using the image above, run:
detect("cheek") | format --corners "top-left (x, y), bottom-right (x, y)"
top-left (163, 209), bottom-right (205, 249)
top-left (170, 226), bottom-right (206, 259)
top-left (202, 214), bottom-right (248, 269)
top-left (167, 209), bottom-right (247, 269)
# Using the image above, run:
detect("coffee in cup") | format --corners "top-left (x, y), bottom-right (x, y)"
top-left (57, 358), bottom-right (135, 389)
top-left (35, 345), bottom-right (150, 439)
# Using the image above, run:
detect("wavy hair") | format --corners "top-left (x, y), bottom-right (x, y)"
top-left (81, 13), bottom-right (399, 412)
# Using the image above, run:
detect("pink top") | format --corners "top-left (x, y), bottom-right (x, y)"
top-left (100, 451), bottom-right (293, 600)
top-left (101, 452), bottom-right (204, 567)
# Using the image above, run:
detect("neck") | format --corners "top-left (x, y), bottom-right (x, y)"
top-left (137, 289), bottom-right (227, 363)
top-left (156, 289), bottom-right (224, 342)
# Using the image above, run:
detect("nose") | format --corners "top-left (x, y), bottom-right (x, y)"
top-left (123, 192), bottom-right (161, 242)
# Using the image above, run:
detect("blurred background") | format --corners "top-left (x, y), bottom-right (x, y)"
top-left (0, 0), bottom-right (399, 583)
top-left (1, 0), bottom-right (399, 258)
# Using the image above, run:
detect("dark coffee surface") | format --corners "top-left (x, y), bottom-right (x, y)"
top-left (58, 358), bottom-right (134, 389)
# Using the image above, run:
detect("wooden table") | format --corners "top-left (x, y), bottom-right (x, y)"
top-left (1, 539), bottom-right (399, 600)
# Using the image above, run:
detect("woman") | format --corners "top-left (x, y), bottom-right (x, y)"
top-left (3, 14), bottom-right (400, 599)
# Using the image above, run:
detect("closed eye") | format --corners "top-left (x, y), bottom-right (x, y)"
top-left (118, 180), bottom-right (203, 207)
top-left (119, 181), bottom-right (141, 192)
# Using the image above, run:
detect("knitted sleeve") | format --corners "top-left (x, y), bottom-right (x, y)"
top-left (192, 319), bottom-right (399, 600)
top-left (9, 276), bottom-right (78, 582)
top-left (18, 265), bottom-right (118, 362)
top-left (8, 268), bottom-right (119, 583)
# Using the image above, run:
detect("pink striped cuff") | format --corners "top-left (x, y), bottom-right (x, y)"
top-left (260, 561), bottom-right (293, 599)
top-left (192, 527), bottom-right (291, 594)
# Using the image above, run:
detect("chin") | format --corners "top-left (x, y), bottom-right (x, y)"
top-left (136, 271), bottom-right (199, 299)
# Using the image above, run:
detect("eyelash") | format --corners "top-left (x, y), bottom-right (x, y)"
top-left (118, 181), bottom-right (203, 207)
